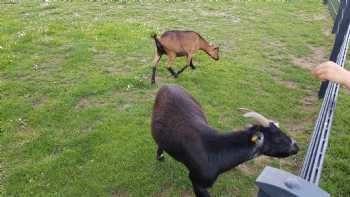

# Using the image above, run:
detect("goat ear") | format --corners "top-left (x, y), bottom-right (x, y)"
top-left (245, 123), bottom-right (253, 129)
top-left (251, 133), bottom-right (264, 146)
top-left (272, 121), bottom-right (279, 128)
top-left (251, 135), bottom-right (258, 142)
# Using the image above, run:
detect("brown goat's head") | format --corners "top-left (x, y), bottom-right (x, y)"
top-left (208, 45), bottom-right (219, 61)
top-left (244, 111), bottom-right (299, 158)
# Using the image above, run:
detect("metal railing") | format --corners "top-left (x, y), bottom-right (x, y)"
top-left (327, 0), bottom-right (341, 18)
top-left (301, 0), bottom-right (350, 183)
top-left (256, 1), bottom-right (350, 196)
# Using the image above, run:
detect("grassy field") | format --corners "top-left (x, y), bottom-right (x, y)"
top-left (0, 0), bottom-right (349, 196)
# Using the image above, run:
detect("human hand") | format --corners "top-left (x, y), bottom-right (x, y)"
top-left (312, 61), bottom-right (350, 90)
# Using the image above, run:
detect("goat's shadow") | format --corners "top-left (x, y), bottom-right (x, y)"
top-left (151, 153), bottom-right (193, 190)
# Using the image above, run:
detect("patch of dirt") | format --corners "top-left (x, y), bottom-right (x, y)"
top-left (218, 114), bottom-right (228, 125)
top-left (236, 156), bottom-right (273, 177)
top-left (75, 97), bottom-right (105, 109)
top-left (197, 9), bottom-right (240, 23)
top-left (269, 41), bottom-right (287, 49)
top-left (262, 42), bottom-right (303, 90)
top-left (286, 89), bottom-right (318, 132)
top-left (254, 156), bottom-right (299, 174)
top-left (302, 92), bottom-right (318, 111)
top-left (0, 161), bottom-right (5, 195)
top-left (102, 66), bottom-right (124, 75)
top-left (150, 68), bottom-right (184, 88)
top-left (153, 185), bottom-right (173, 197)
top-left (223, 183), bottom-right (245, 197)
top-left (237, 163), bottom-right (257, 176)
top-left (284, 116), bottom-right (315, 135)
top-left (111, 189), bottom-right (129, 197)
top-left (253, 156), bottom-right (271, 166)
top-left (74, 89), bottom-right (154, 112)
top-left (152, 186), bottom-right (192, 197)
top-left (33, 96), bottom-right (49, 109)
top-left (179, 190), bottom-right (194, 197)
top-left (270, 67), bottom-right (299, 90)
top-left (282, 91), bottom-right (318, 137)
top-left (279, 80), bottom-right (298, 89)
top-left (344, 88), bottom-right (350, 94)
top-left (279, 156), bottom-right (301, 169)
top-left (312, 14), bottom-right (327, 21)
top-left (291, 46), bottom-right (328, 70)
top-left (126, 54), bottom-right (149, 64)
top-left (322, 26), bottom-right (331, 37)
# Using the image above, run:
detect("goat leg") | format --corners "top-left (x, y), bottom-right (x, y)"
top-left (176, 65), bottom-right (189, 76)
top-left (176, 55), bottom-right (192, 76)
top-left (190, 59), bottom-right (196, 69)
top-left (191, 183), bottom-right (210, 197)
top-left (165, 55), bottom-right (178, 78)
top-left (151, 53), bottom-right (161, 84)
top-left (189, 173), bottom-right (211, 197)
top-left (167, 67), bottom-right (178, 78)
top-left (156, 147), bottom-right (165, 161)
top-left (151, 67), bottom-right (157, 84)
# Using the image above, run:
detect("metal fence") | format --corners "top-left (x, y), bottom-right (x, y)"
top-left (327, 0), bottom-right (341, 18)
top-left (256, 1), bottom-right (350, 196)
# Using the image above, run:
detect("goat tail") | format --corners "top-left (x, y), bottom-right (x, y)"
top-left (151, 33), bottom-right (157, 39)
top-left (151, 33), bottom-right (165, 54)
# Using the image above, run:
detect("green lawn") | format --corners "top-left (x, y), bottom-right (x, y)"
top-left (0, 0), bottom-right (349, 196)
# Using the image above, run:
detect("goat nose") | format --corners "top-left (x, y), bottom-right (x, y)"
top-left (290, 142), bottom-right (299, 154)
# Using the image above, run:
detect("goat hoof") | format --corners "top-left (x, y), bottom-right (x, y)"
top-left (191, 66), bottom-right (196, 70)
top-left (151, 80), bottom-right (155, 85)
top-left (157, 154), bottom-right (165, 161)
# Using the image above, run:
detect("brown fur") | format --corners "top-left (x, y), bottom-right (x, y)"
top-left (151, 30), bottom-right (219, 84)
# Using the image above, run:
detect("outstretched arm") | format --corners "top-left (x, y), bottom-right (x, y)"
top-left (312, 61), bottom-right (350, 90)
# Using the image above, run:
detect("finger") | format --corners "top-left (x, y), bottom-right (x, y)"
top-left (312, 66), bottom-right (322, 75)
top-left (317, 61), bottom-right (335, 71)
top-left (313, 67), bottom-right (327, 77)
top-left (312, 63), bottom-right (329, 73)
top-left (318, 74), bottom-right (329, 81)
top-left (321, 61), bottom-right (337, 67)
top-left (312, 68), bottom-right (319, 76)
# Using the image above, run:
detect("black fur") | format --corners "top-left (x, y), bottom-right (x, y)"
top-left (167, 67), bottom-right (178, 78)
top-left (151, 67), bottom-right (157, 84)
top-left (151, 85), bottom-right (299, 197)
top-left (151, 33), bottom-right (166, 55)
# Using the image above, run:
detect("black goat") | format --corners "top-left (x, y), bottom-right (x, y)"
top-left (151, 85), bottom-right (299, 197)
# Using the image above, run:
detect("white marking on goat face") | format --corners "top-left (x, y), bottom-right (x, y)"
top-left (271, 121), bottom-right (279, 128)
top-left (256, 133), bottom-right (264, 147)
top-left (253, 133), bottom-right (264, 158)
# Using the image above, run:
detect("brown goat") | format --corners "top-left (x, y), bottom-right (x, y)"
top-left (151, 30), bottom-right (219, 84)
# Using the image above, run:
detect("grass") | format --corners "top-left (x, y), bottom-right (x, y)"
top-left (0, 0), bottom-right (348, 196)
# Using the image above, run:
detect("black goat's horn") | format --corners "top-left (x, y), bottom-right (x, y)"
top-left (243, 112), bottom-right (270, 128)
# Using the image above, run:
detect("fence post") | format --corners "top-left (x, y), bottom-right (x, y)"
top-left (255, 1), bottom-right (350, 196)
top-left (319, 0), bottom-right (350, 98)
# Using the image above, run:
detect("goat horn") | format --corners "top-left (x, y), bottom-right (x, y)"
top-left (237, 107), bottom-right (252, 113)
top-left (243, 112), bottom-right (270, 127)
